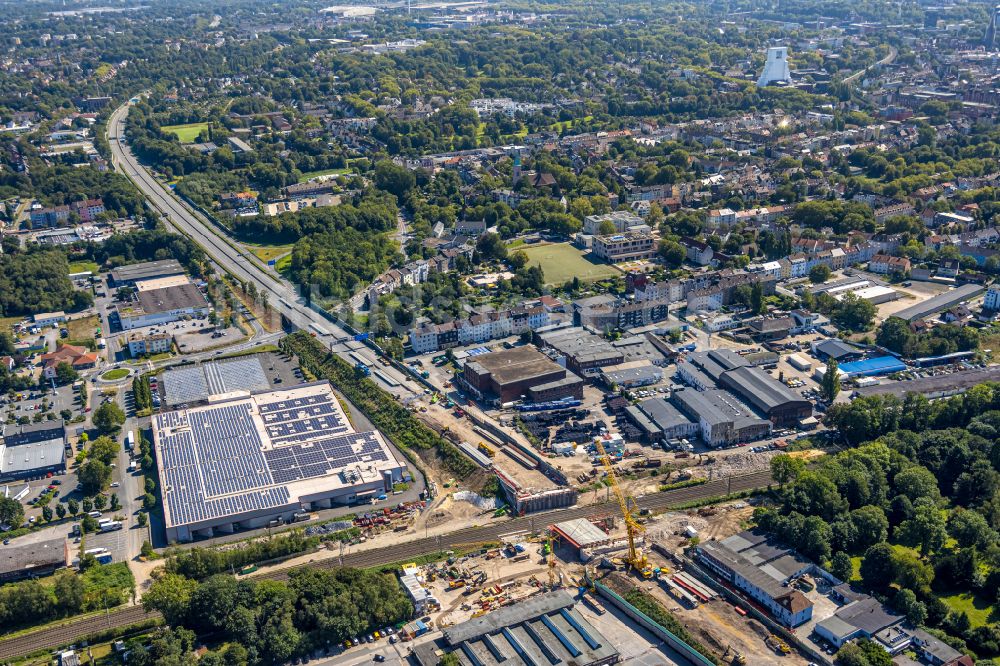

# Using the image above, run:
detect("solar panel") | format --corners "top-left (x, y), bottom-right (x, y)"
top-left (157, 385), bottom-right (400, 531)
top-left (163, 357), bottom-right (271, 406)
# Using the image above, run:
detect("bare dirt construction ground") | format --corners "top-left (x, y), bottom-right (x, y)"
top-left (638, 503), bottom-right (811, 666)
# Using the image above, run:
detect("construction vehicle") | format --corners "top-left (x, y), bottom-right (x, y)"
top-left (723, 646), bottom-right (746, 665)
top-left (478, 442), bottom-right (495, 458)
top-left (765, 635), bottom-right (791, 654)
top-left (594, 439), bottom-right (653, 579)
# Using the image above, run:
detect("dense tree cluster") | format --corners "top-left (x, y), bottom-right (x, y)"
top-left (143, 568), bottom-right (412, 663)
top-left (760, 391), bottom-right (1000, 661)
top-left (877, 317), bottom-right (979, 359)
top-left (0, 249), bottom-right (92, 317)
top-left (0, 564), bottom-right (134, 635)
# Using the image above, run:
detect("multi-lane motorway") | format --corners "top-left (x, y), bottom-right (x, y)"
top-left (108, 103), bottom-right (369, 353)
top-left (0, 469), bottom-right (772, 661)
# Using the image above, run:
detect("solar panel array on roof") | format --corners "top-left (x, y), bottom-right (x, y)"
top-left (264, 431), bottom-right (389, 484)
top-left (155, 383), bottom-right (401, 531)
top-left (163, 357), bottom-right (270, 406)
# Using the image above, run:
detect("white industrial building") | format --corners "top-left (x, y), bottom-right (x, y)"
top-left (153, 381), bottom-right (407, 543)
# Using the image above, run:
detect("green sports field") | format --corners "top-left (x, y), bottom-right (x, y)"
top-left (517, 242), bottom-right (620, 285)
top-left (161, 122), bottom-right (209, 143)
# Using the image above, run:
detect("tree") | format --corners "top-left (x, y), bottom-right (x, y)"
top-left (93, 494), bottom-right (107, 511)
top-left (0, 496), bottom-right (25, 528)
top-left (897, 497), bottom-right (947, 556)
top-left (78, 459), bottom-right (112, 493)
top-left (948, 509), bottom-right (997, 549)
top-left (373, 160), bottom-right (416, 200)
top-left (55, 503), bottom-right (66, 519)
top-left (81, 514), bottom-right (99, 534)
top-left (836, 639), bottom-right (893, 666)
top-left (771, 454), bottom-right (805, 486)
top-left (67, 498), bottom-right (79, 516)
top-left (439, 654), bottom-right (461, 666)
top-left (822, 358), bottom-right (841, 402)
top-left (894, 466), bottom-right (941, 504)
top-left (92, 402), bottom-right (125, 434)
top-left (143, 573), bottom-right (199, 626)
top-left (860, 543), bottom-right (897, 591)
top-left (836, 292), bottom-right (877, 331)
top-left (475, 232), bottom-right (507, 263)
top-left (830, 551), bottom-right (853, 582)
top-left (54, 362), bottom-right (79, 385)
top-left (750, 281), bottom-right (765, 315)
top-left (54, 571), bottom-right (84, 613)
top-left (137, 512), bottom-right (149, 528)
top-left (508, 250), bottom-right (529, 270)
top-left (110, 494), bottom-right (121, 512)
top-left (810, 264), bottom-right (832, 284)
top-left (88, 435), bottom-right (119, 466)
top-left (850, 505), bottom-right (888, 551)
top-left (658, 240), bottom-right (686, 268)
top-left (41, 505), bottom-right (53, 522)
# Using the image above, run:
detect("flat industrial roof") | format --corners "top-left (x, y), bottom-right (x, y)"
top-left (838, 356), bottom-right (907, 377)
top-left (152, 382), bottom-right (405, 531)
top-left (163, 356), bottom-right (271, 406)
top-left (638, 397), bottom-right (694, 431)
top-left (135, 283), bottom-right (208, 315)
top-left (437, 590), bottom-right (618, 666)
top-left (465, 347), bottom-right (563, 386)
top-left (892, 283), bottom-right (985, 322)
top-left (0, 534), bottom-right (66, 577)
top-left (135, 275), bottom-right (192, 292)
top-left (110, 259), bottom-right (184, 284)
top-left (854, 365), bottom-right (1000, 399)
top-left (0, 439), bottom-right (65, 477)
top-left (551, 518), bottom-right (611, 549)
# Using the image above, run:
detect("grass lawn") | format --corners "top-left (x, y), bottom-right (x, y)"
top-left (298, 167), bottom-right (350, 183)
top-left (101, 368), bottom-right (130, 381)
top-left (161, 122), bottom-right (209, 143)
top-left (68, 261), bottom-right (99, 274)
top-left (244, 244), bottom-right (293, 263)
top-left (517, 242), bottom-right (621, 285)
top-left (0, 316), bottom-right (23, 334)
top-left (549, 115), bottom-right (593, 132)
top-left (274, 254), bottom-right (293, 276)
top-left (941, 591), bottom-right (998, 628)
top-left (67, 315), bottom-right (99, 340)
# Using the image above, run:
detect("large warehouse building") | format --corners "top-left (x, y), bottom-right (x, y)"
top-left (153, 382), bottom-right (407, 543)
top-left (678, 349), bottom-right (811, 426)
top-left (459, 347), bottom-right (583, 405)
top-left (0, 422), bottom-right (67, 483)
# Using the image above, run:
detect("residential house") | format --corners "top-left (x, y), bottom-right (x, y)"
top-left (39, 344), bottom-right (98, 379)
top-left (868, 254), bottom-right (911, 275)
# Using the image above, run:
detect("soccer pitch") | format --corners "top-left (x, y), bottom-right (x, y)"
top-left (517, 242), bottom-right (621, 285)
top-left (162, 122), bottom-right (209, 143)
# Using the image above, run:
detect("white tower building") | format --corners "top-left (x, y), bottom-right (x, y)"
top-left (757, 47), bottom-right (792, 87)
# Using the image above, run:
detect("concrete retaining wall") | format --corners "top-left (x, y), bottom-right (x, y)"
top-left (592, 582), bottom-right (716, 666)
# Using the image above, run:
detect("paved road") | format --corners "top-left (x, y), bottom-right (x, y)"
top-left (0, 469), bottom-right (773, 662)
top-left (107, 102), bottom-right (390, 369)
top-left (842, 46), bottom-right (897, 84)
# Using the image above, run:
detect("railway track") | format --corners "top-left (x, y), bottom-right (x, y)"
top-left (0, 470), bottom-right (772, 661)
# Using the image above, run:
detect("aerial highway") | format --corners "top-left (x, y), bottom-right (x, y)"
top-left (0, 469), bottom-right (772, 661)
top-left (108, 103), bottom-right (367, 350)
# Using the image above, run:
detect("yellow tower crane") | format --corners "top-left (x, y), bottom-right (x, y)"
top-left (594, 439), bottom-right (653, 579)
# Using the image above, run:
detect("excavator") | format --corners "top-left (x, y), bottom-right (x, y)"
top-left (594, 439), bottom-right (653, 579)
